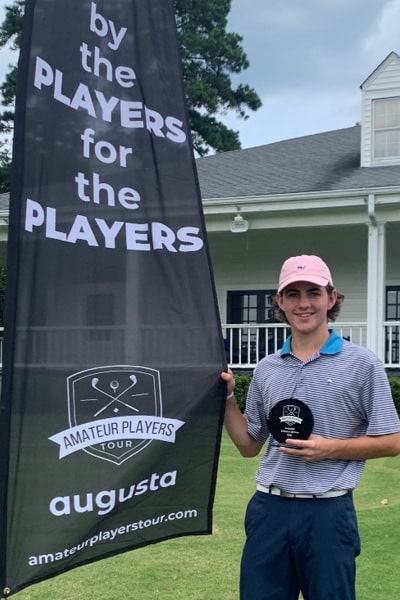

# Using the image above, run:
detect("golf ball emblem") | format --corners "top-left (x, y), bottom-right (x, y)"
top-left (66, 365), bottom-right (163, 464)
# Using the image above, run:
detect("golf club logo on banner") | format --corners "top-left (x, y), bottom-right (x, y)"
top-left (49, 366), bottom-right (185, 465)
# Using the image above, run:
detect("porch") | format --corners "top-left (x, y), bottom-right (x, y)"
top-left (223, 321), bottom-right (400, 371)
top-left (0, 322), bottom-right (398, 372)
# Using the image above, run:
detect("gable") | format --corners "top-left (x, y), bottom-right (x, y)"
top-left (361, 52), bottom-right (400, 168)
top-left (361, 52), bottom-right (400, 92)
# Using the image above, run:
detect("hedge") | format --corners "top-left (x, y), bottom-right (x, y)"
top-left (232, 373), bottom-right (251, 413)
top-left (390, 376), bottom-right (400, 416)
top-left (233, 373), bottom-right (400, 417)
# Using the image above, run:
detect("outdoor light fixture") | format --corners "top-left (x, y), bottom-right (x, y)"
top-left (230, 208), bottom-right (248, 233)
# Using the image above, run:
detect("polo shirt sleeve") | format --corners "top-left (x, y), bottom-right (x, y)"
top-left (244, 372), bottom-right (269, 443)
top-left (362, 358), bottom-right (400, 436)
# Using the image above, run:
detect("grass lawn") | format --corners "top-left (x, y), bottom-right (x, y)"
top-left (12, 433), bottom-right (400, 599)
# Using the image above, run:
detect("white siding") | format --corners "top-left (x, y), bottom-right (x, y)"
top-left (387, 222), bottom-right (400, 283)
top-left (364, 62), bottom-right (400, 92)
top-left (208, 225), bottom-right (369, 325)
top-left (361, 53), bottom-right (400, 167)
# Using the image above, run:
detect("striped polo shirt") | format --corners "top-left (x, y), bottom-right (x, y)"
top-left (245, 330), bottom-right (400, 494)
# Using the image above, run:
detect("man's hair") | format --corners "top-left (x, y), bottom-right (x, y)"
top-left (272, 285), bottom-right (344, 324)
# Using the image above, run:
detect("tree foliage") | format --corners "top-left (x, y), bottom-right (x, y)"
top-left (0, 0), bottom-right (23, 133)
top-left (175, 0), bottom-right (261, 155)
top-left (0, 0), bottom-right (261, 160)
top-left (0, 0), bottom-right (24, 190)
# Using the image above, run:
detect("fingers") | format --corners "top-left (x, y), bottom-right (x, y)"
top-left (277, 436), bottom-right (327, 462)
top-left (221, 370), bottom-right (235, 398)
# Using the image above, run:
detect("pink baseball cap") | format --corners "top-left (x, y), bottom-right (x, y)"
top-left (278, 255), bottom-right (333, 293)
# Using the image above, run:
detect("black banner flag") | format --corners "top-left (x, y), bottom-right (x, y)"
top-left (0, 1), bottom-right (227, 596)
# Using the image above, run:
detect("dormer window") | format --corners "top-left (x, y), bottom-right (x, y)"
top-left (360, 51), bottom-right (400, 167)
top-left (373, 98), bottom-right (400, 159)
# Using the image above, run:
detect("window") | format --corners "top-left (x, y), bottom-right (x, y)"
top-left (227, 290), bottom-right (275, 325)
top-left (385, 286), bottom-right (400, 364)
top-left (373, 98), bottom-right (400, 159)
top-left (226, 290), bottom-right (286, 363)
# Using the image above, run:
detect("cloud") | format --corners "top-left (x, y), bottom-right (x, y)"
top-left (0, 0), bottom-right (399, 150)
top-left (363, 0), bottom-right (400, 57)
top-left (228, 0), bottom-right (388, 93)
top-left (221, 0), bottom-right (400, 147)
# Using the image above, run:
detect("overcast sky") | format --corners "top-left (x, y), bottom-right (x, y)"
top-left (223, 0), bottom-right (400, 148)
top-left (0, 0), bottom-right (399, 150)
top-left (0, 2), bottom-right (14, 90)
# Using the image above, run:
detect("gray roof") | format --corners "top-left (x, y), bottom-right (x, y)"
top-left (1, 127), bottom-right (400, 206)
top-left (196, 125), bottom-right (400, 199)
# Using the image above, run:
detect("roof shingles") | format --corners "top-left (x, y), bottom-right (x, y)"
top-left (196, 125), bottom-right (400, 199)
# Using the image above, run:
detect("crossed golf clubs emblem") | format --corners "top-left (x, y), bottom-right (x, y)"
top-left (284, 405), bottom-right (299, 418)
top-left (81, 375), bottom-right (149, 417)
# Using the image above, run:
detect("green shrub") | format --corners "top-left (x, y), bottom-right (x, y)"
top-left (233, 373), bottom-right (252, 413)
top-left (233, 374), bottom-right (400, 418)
top-left (389, 376), bottom-right (400, 416)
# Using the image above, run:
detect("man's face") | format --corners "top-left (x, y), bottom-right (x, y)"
top-left (276, 282), bottom-right (337, 335)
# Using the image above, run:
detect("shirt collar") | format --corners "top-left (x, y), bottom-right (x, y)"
top-left (280, 329), bottom-right (344, 357)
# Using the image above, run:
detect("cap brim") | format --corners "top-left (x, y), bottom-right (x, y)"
top-left (278, 274), bottom-right (332, 293)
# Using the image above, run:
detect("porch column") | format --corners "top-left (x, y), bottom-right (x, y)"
top-left (366, 195), bottom-right (386, 361)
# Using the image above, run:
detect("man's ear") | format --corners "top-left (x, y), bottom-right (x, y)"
top-left (328, 288), bottom-right (338, 309)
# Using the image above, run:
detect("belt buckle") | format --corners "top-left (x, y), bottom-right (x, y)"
top-left (269, 486), bottom-right (296, 498)
top-left (279, 489), bottom-right (294, 498)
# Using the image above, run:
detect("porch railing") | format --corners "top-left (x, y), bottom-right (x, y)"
top-left (224, 322), bottom-right (400, 370)
top-left (385, 321), bottom-right (400, 368)
top-left (0, 322), bottom-right (398, 371)
top-left (223, 322), bottom-right (368, 369)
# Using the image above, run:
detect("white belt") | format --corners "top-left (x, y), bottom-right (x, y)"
top-left (257, 483), bottom-right (349, 499)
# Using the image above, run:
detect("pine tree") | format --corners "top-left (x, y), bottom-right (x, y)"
top-left (175, 0), bottom-right (261, 155)
top-left (0, 0), bottom-right (261, 159)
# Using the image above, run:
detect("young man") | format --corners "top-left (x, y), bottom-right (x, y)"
top-left (221, 254), bottom-right (400, 600)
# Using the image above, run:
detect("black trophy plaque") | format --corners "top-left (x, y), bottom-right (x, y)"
top-left (267, 398), bottom-right (314, 447)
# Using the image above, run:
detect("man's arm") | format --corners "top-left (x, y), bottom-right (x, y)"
top-left (279, 432), bottom-right (400, 462)
top-left (221, 370), bottom-right (263, 458)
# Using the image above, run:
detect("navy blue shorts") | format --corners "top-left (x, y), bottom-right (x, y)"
top-left (240, 491), bottom-right (361, 600)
